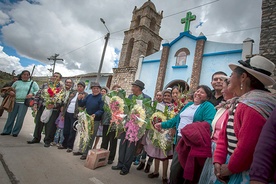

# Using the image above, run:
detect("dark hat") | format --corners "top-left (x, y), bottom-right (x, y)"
top-left (77, 81), bottom-right (86, 88)
top-left (131, 80), bottom-right (145, 90)
top-left (90, 82), bottom-right (101, 89)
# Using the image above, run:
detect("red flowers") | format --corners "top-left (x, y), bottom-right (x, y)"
top-left (47, 88), bottom-right (54, 97)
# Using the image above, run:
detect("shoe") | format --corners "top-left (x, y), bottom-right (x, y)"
top-left (50, 142), bottom-right (57, 146)
top-left (120, 170), bottom-right (128, 175)
top-left (162, 178), bottom-right (168, 184)
top-left (136, 162), bottom-right (145, 170)
top-left (44, 143), bottom-right (50, 148)
top-left (144, 164), bottom-right (151, 173)
top-left (1, 133), bottom-right (9, 135)
top-left (80, 155), bottom-right (87, 160)
top-left (66, 149), bottom-right (72, 153)
top-left (58, 145), bottom-right (66, 149)
top-left (107, 160), bottom-right (113, 165)
top-left (111, 166), bottom-right (122, 170)
top-left (12, 134), bottom-right (18, 137)
top-left (133, 160), bottom-right (140, 165)
top-left (73, 152), bottom-right (82, 156)
top-left (27, 139), bottom-right (40, 144)
top-left (148, 172), bottom-right (159, 178)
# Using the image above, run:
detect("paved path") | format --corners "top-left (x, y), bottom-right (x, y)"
top-left (0, 109), bottom-right (166, 184)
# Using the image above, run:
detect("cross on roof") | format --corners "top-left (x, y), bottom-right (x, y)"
top-left (181, 11), bottom-right (196, 32)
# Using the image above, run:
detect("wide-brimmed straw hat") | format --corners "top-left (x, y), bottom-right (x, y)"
top-left (229, 55), bottom-right (275, 86)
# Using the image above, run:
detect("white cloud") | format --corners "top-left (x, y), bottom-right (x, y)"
top-left (0, 0), bottom-right (262, 76)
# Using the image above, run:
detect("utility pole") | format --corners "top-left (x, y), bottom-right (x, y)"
top-left (47, 54), bottom-right (63, 76)
top-left (96, 18), bottom-right (110, 82)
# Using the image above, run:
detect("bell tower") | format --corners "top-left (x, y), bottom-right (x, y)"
top-left (111, 0), bottom-right (163, 93)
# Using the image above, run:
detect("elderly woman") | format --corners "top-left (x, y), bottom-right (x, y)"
top-left (78, 82), bottom-right (104, 160)
top-left (1, 70), bottom-right (39, 137)
top-left (213, 55), bottom-right (276, 183)
top-left (198, 76), bottom-right (235, 184)
top-left (155, 85), bottom-right (216, 184)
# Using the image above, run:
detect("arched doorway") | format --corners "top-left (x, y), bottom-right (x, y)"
top-left (164, 79), bottom-right (190, 92)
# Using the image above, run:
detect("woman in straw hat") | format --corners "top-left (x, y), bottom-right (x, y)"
top-left (213, 55), bottom-right (276, 183)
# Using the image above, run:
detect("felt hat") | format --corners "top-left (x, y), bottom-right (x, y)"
top-left (131, 80), bottom-right (145, 90)
top-left (90, 82), bottom-right (101, 89)
top-left (229, 55), bottom-right (275, 86)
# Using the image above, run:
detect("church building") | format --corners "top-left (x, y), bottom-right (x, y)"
top-left (111, 0), bottom-right (254, 97)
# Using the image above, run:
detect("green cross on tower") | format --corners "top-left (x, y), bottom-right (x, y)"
top-left (181, 11), bottom-right (196, 32)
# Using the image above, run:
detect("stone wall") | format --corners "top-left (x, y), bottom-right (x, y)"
top-left (260, 0), bottom-right (276, 76)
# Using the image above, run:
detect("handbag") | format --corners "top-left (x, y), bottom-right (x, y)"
top-left (24, 81), bottom-right (35, 107)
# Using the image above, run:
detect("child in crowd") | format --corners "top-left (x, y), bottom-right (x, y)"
top-left (51, 112), bottom-right (64, 147)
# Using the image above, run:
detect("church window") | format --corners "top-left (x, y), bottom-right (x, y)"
top-left (146, 41), bottom-right (154, 56)
top-left (175, 48), bottom-right (190, 66)
top-left (135, 15), bottom-right (141, 27)
top-left (125, 38), bottom-right (134, 67)
top-left (150, 18), bottom-right (156, 31)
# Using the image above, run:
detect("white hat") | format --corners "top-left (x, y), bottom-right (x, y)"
top-left (229, 55), bottom-right (276, 86)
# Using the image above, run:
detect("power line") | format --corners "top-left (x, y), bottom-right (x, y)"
top-left (60, 36), bottom-right (104, 57)
top-left (163, 0), bottom-right (220, 18)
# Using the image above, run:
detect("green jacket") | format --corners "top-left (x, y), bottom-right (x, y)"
top-left (161, 101), bottom-right (216, 144)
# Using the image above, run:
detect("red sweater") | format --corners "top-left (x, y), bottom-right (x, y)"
top-left (213, 103), bottom-right (266, 173)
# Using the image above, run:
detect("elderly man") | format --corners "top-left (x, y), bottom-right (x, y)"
top-left (112, 80), bottom-right (151, 175)
top-left (59, 81), bottom-right (88, 152)
top-left (27, 72), bottom-right (64, 148)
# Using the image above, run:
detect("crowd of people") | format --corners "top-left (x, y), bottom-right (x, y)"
top-left (0, 55), bottom-right (276, 184)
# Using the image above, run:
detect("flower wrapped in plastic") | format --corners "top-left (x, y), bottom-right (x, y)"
top-left (124, 104), bottom-right (147, 144)
top-left (149, 111), bottom-right (174, 156)
top-left (105, 95), bottom-right (126, 137)
top-left (75, 109), bottom-right (94, 152)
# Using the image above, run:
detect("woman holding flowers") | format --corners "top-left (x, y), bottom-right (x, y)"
top-left (78, 82), bottom-right (104, 160)
top-left (1, 70), bottom-right (39, 137)
top-left (144, 89), bottom-right (174, 184)
top-left (155, 85), bottom-right (216, 184)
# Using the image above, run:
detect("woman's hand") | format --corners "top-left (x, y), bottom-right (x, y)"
top-left (220, 164), bottom-right (232, 176)
top-left (9, 91), bottom-right (15, 97)
top-left (214, 163), bottom-right (228, 183)
top-left (26, 93), bottom-right (33, 98)
top-left (154, 123), bottom-right (162, 131)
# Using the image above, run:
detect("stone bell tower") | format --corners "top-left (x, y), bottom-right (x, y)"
top-left (111, 0), bottom-right (163, 93)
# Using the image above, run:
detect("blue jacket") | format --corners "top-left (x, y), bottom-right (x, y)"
top-left (78, 93), bottom-right (104, 121)
top-left (161, 101), bottom-right (216, 144)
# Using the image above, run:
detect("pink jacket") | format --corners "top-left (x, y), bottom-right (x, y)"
top-left (176, 122), bottom-right (212, 182)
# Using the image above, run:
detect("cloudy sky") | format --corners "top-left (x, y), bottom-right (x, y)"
top-left (0, 0), bottom-right (262, 77)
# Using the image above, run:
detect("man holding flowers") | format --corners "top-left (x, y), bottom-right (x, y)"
top-left (27, 72), bottom-right (64, 148)
top-left (111, 80), bottom-right (151, 175)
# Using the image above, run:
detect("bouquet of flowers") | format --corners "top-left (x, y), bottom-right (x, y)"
top-left (149, 111), bottom-right (174, 156)
top-left (40, 80), bottom-right (64, 123)
top-left (75, 109), bottom-right (94, 152)
top-left (41, 81), bottom-right (64, 107)
top-left (124, 104), bottom-right (147, 144)
top-left (108, 96), bottom-right (126, 137)
top-left (103, 89), bottom-right (128, 137)
top-left (172, 89), bottom-right (193, 115)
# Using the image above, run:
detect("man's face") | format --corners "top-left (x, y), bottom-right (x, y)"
top-left (131, 85), bottom-right (141, 96)
top-left (51, 73), bottom-right (61, 82)
top-left (65, 80), bottom-right (73, 90)
top-left (92, 86), bottom-right (101, 95)
top-left (211, 74), bottom-right (224, 91)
